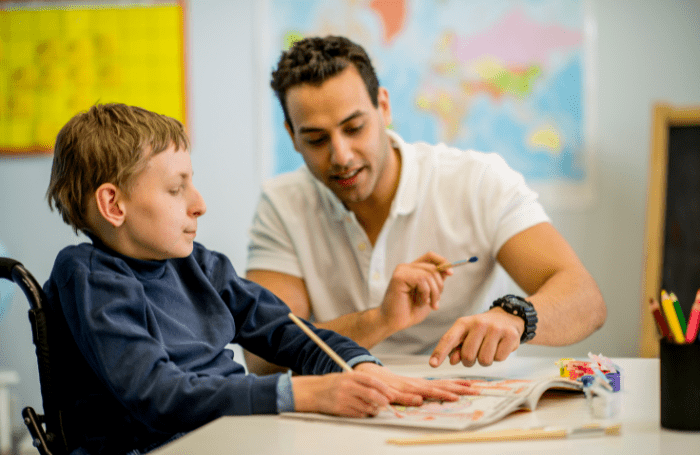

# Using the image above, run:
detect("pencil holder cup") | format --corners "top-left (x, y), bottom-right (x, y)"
top-left (660, 340), bottom-right (700, 431)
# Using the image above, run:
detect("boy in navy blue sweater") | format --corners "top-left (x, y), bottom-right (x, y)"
top-left (44, 104), bottom-right (473, 454)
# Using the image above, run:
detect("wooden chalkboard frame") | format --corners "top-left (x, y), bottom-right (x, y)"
top-left (640, 103), bottom-right (700, 357)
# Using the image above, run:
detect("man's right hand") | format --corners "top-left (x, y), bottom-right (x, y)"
top-left (245, 251), bottom-right (453, 367)
top-left (378, 251), bottom-right (452, 334)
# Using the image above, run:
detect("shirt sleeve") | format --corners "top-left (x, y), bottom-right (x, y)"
top-left (276, 371), bottom-right (295, 413)
top-left (347, 355), bottom-right (383, 368)
top-left (246, 187), bottom-right (303, 277)
top-left (476, 153), bottom-right (550, 255)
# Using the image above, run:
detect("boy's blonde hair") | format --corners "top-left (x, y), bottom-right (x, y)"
top-left (46, 103), bottom-right (190, 234)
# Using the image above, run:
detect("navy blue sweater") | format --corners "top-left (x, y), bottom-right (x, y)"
top-left (43, 240), bottom-right (371, 454)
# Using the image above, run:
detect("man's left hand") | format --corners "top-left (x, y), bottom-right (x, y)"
top-left (429, 308), bottom-right (524, 367)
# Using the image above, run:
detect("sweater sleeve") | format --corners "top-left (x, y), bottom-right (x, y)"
top-left (48, 248), bottom-right (284, 434)
top-left (201, 248), bottom-right (373, 375)
top-left (48, 244), bottom-right (373, 434)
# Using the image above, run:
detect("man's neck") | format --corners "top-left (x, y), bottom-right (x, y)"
top-left (347, 146), bottom-right (402, 246)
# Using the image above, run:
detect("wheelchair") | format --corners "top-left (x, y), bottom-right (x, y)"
top-left (0, 258), bottom-right (71, 455)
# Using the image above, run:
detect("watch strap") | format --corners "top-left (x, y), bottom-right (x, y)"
top-left (490, 294), bottom-right (538, 343)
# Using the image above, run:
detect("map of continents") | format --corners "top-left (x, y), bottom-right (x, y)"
top-left (269, 0), bottom-right (587, 198)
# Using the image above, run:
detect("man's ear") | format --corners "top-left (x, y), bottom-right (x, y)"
top-left (377, 87), bottom-right (392, 127)
top-left (284, 122), bottom-right (299, 152)
top-left (95, 183), bottom-right (126, 227)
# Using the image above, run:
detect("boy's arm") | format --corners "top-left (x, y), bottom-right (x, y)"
top-left (242, 270), bottom-right (311, 375)
top-left (50, 252), bottom-right (297, 431)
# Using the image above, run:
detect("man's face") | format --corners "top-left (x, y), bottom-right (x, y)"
top-left (284, 65), bottom-right (394, 206)
top-left (119, 144), bottom-right (207, 260)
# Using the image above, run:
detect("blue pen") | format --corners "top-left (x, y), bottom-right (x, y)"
top-left (437, 256), bottom-right (478, 271)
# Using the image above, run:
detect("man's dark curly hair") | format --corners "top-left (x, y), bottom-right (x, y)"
top-left (270, 36), bottom-right (380, 132)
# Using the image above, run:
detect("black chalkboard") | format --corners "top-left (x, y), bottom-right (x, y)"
top-left (641, 104), bottom-right (700, 357)
top-left (662, 125), bottom-right (700, 317)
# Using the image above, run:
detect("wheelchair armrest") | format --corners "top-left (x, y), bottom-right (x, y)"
top-left (22, 406), bottom-right (54, 455)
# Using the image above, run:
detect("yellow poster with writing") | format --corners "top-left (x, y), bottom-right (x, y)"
top-left (0, 2), bottom-right (186, 154)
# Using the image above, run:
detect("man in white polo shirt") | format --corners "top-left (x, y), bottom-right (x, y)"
top-left (245, 36), bottom-right (606, 372)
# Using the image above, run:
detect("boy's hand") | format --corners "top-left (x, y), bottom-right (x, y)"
top-left (291, 372), bottom-right (391, 417)
top-left (352, 362), bottom-right (479, 407)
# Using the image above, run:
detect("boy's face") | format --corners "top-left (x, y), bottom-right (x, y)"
top-left (119, 144), bottom-right (206, 261)
top-left (284, 65), bottom-right (394, 207)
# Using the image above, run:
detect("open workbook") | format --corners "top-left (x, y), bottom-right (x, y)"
top-left (282, 376), bottom-right (583, 431)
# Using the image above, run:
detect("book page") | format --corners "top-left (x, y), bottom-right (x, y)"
top-left (282, 376), bottom-right (582, 431)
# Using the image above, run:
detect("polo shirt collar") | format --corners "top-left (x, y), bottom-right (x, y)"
top-left (312, 129), bottom-right (419, 220)
top-left (387, 130), bottom-right (419, 216)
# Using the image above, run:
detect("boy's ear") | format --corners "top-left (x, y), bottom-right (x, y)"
top-left (95, 183), bottom-right (126, 227)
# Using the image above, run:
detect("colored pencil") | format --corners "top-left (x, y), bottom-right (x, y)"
top-left (685, 289), bottom-right (700, 343)
top-left (437, 256), bottom-right (478, 272)
top-left (661, 290), bottom-right (685, 343)
top-left (649, 297), bottom-right (671, 340)
top-left (669, 292), bottom-right (688, 334)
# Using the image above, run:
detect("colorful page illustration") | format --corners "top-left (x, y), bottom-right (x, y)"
top-left (283, 376), bottom-right (582, 431)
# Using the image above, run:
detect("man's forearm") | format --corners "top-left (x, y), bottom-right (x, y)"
top-left (527, 267), bottom-right (606, 346)
top-left (315, 307), bottom-right (394, 349)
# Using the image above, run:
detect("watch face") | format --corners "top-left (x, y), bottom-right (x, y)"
top-left (506, 295), bottom-right (528, 305)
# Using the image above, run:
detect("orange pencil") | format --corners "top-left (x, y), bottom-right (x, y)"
top-left (685, 289), bottom-right (700, 343)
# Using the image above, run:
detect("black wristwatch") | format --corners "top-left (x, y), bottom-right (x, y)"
top-left (490, 294), bottom-right (538, 343)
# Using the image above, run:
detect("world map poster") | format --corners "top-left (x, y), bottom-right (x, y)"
top-left (261, 0), bottom-right (595, 207)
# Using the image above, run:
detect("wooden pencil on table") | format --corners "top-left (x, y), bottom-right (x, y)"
top-left (386, 423), bottom-right (622, 445)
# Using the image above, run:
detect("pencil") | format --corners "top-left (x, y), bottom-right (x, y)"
top-left (386, 423), bottom-right (622, 445)
top-left (669, 292), bottom-right (688, 334)
top-left (436, 256), bottom-right (478, 272)
top-left (287, 313), bottom-right (403, 418)
top-left (660, 290), bottom-right (685, 343)
top-left (685, 289), bottom-right (700, 343)
top-left (649, 297), bottom-right (671, 340)
top-left (287, 312), bottom-right (352, 371)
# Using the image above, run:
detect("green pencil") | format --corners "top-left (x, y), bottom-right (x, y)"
top-left (670, 292), bottom-right (688, 334)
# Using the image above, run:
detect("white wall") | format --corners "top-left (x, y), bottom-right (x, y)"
top-left (520, 0), bottom-right (700, 357)
top-left (1, 0), bottom-right (699, 427)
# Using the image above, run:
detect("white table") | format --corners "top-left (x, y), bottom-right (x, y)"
top-left (152, 357), bottom-right (700, 455)
top-left (0, 371), bottom-right (19, 455)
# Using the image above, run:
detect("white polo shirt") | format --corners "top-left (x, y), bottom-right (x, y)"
top-left (246, 131), bottom-right (550, 355)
